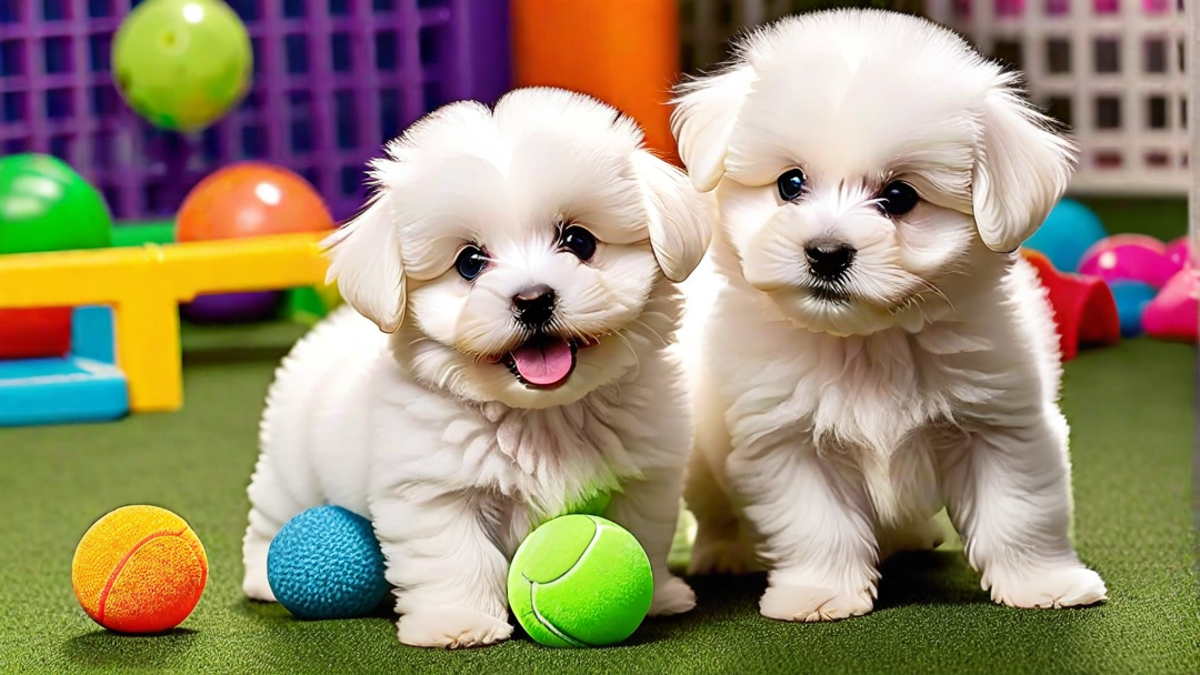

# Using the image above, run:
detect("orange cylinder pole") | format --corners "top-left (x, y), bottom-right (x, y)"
top-left (512, 0), bottom-right (681, 163)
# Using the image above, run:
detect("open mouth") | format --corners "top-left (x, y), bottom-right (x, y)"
top-left (499, 334), bottom-right (581, 389)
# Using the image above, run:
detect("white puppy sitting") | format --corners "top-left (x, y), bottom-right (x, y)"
top-left (673, 9), bottom-right (1107, 621)
top-left (241, 87), bottom-right (709, 647)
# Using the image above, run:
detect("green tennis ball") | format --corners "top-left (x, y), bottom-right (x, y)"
top-left (112, 0), bottom-right (252, 132)
top-left (508, 514), bottom-right (653, 648)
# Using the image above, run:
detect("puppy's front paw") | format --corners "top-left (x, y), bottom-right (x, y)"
top-left (987, 565), bottom-right (1107, 609)
top-left (759, 582), bottom-right (874, 622)
top-left (648, 575), bottom-right (696, 616)
top-left (688, 534), bottom-right (754, 576)
top-left (397, 607), bottom-right (513, 648)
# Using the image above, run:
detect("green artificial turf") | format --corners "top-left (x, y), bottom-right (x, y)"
top-left (2, 194), bottom-right (1195, 675)
top-left (1072, 197), bottom-right (1189, 242)
top-left (0, 321), bottom-right (1195, 675)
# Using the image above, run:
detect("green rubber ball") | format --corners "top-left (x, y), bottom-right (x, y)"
top-left (508, 515), bottom-right (653, 648)
top-left (0, 154), bottom-right (112, 255)
top-left (112, 0), bottom-right (253, 132)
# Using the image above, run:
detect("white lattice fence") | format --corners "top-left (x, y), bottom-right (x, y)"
top-left (925, 0), bottom-right (1190, 196)
top-left (678, 0), bottom-right (1190, 196)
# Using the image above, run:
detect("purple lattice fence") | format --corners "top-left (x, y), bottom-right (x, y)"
top-left (0, 0), bottom-right (511, 222)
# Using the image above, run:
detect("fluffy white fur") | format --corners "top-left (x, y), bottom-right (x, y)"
top-left (673, 9), bottom-right (1107, 621)
top-left (242, 87), bottom-right (711, 647)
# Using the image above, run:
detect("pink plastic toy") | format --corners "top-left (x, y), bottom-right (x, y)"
top-left (1077, 234), bottom-right (1174, 289)
top-left (1164, 237), bottom-right (1193, 277)
top-left (1142, 268), bottom-right (1199, 343)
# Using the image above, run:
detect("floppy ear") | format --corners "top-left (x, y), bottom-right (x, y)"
top-left (972, 81), bottom-right (1077, 254)
top-left (321, 193), bottom-right (406, 333)
top-left (670, 64), bottom-right (756, 193)
top-left (632, 150), bottom-right (714, 283)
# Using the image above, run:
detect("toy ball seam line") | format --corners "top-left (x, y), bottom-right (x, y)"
top-left (520, 515), bottom-right (604, 647)
top-left (529, 586), bottom-right (589, 648)
top-left (95, 526), bottom-right (188, 625)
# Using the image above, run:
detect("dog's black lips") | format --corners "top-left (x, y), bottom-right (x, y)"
top-left (500, 334), bottom-right (580, 388)
top-left (807, 283), bottom-right (852, 304)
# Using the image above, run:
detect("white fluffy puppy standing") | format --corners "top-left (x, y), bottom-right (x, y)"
top-left (241, 87), bottom-right (710, 647)
top-left (673, 9), bottom-right (1107, 621)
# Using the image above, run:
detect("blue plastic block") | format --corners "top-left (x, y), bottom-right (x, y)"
top-left (0, 306), bottom-right (128, 427)
top-left (0, 357), bottom-right (129, 426)
top-left (72, 305), bottom-right (117, 363)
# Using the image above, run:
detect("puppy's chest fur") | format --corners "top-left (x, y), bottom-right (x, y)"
top-left (721, 316), bottom-right (998, 523)
top-left (370, 357), bottom-right (678, 540)
top-left (466, 393), bottom-right (645, 517)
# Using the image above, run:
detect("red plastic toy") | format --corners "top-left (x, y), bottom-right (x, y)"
top-left (1022, 249), bottom-right (1121, 361)
top-left (0, 307), bottom-right (73, 359)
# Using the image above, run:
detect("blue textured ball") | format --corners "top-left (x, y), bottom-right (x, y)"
top-left (1023, 199), bottom-right (1107, 273)
top-left (1108, 280), bottom-right (1157, 338)
top-left (267, 505), bottom-right (390, 620)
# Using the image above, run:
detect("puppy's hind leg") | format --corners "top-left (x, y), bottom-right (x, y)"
top-left (242, 455), bottom-right (322, 602)
top-left (683, 365), bottom-right (756, 576)
top-left (684, 449), bottom-right (755, 575)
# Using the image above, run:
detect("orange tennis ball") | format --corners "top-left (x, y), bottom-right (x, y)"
top-left (71, 505), bottom-right (208, 634)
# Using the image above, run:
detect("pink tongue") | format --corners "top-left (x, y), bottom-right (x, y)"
top-left (510, 338), bottom-right (575, 387)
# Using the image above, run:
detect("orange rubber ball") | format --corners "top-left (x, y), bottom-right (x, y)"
top-left (72, 505), bottom-right (208, 634)
top-left (176, 162), bottom-right (334, 242)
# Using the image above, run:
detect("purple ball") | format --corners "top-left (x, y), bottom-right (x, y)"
top-left (181, 291), bottom-right (283, 324)
top-left (1077, 234), bottom-right (1172, 289)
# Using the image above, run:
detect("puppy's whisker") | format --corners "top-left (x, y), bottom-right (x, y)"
top-left (915, 278), bottom-right (953, 312)
top-left (630, 319), bottom-right (668, 347)
top-left (612, 329), bottom-right (641, 375)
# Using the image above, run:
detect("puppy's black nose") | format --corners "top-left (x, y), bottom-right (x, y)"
top-left (513, 284), bottom-right (556, 326)
top-left (805, 244), bottom-right (856, 282)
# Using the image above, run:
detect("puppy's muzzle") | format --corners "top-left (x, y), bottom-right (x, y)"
top-left (513, 284), bottom-right (556, 327)
top-left (805, 243), bottom-right (856, 283)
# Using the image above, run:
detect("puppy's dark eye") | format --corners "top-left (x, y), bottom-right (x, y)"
top-left (455, 245), bottom-right (488, 281)
top-left (878, 181), bottom-right (920, 216)
top-left (560, 226), bottom-right (597, 262)
top-left (777, 168), bottom-right (807, 202)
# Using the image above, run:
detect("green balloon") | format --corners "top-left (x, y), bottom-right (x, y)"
top-left (112, 0), bottom-right (253, 132)
top-left (0, 154), bottom-right (113, 255)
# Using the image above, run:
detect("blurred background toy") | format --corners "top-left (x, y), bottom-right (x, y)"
top-left (176, 162), bottom-right (335, 323)
top-left (1022, 198), bottom-right (1107, 274)
top-left (1164, 236), bottom-right (1192, 276)
top-left (112, 0), bottom-right (253, 132)
top-left (1021, 249), bottom-right (1120, 361)
top-left (0, 153), bottom-right (128, 425)
top-left (1077, 234), bottom-right (1174, 289)
top-left (0, 154), bottom-right (112, 256)
top-left (1107, 280), bottom-right (1159, 338)
top-left (1142, 267), bottom-right (1199, 343)
top-left (266, 506), bottom-right (390, 620)
top-left (72, 504), bottom-right (208, 634)
top-left (1023, 197), bottom-right (1196, 348)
